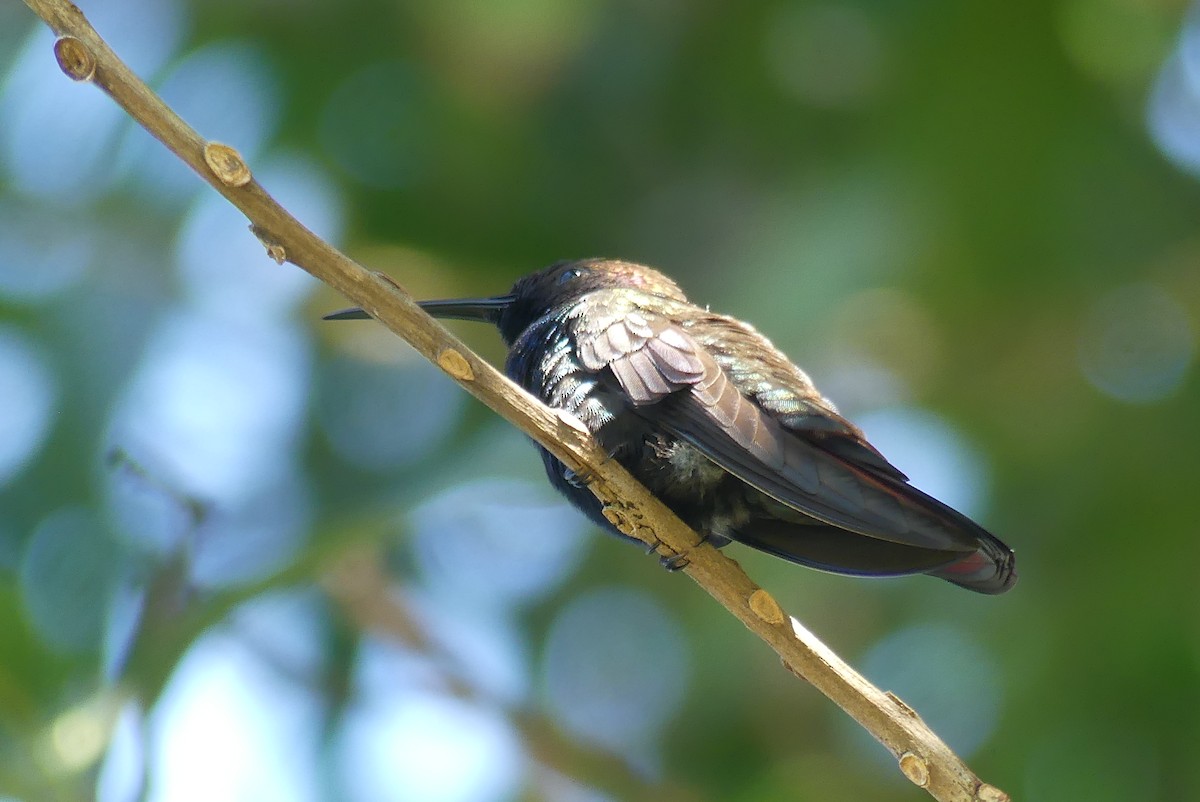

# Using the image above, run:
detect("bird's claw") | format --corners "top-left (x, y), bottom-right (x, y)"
top-left (643, 535), bottom-right (690, 570)
top-left (563, 465), bottom-right (596, 489)
top-left (659, 552), bottom-right (691, 572)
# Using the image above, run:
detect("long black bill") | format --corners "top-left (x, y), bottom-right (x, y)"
top-left (323, 295), bottom-right (516, 324)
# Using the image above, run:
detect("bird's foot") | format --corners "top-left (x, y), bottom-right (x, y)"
top-left (659, 552), bottom-right (691, 572)
top-left (650, 530), bottom-right (729, 571)
top-left (564, 447), bottom-right (621, 489)
top-left (645, 534), bottom-right (692, 571)
top-left (562, 465), bottom-right (596, 489)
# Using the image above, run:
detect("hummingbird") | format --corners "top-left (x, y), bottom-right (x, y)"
top-left (327, 258), bottom-right (1016, 594)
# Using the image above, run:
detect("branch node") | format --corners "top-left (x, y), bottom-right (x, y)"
top-left (436, 348), bottom-right (474, 381)
top-left (976, 783), bottom-right (1011, 802)
top-left (886, 690), bottom-right (920, 719)
top-left (249, 224), bottom-right (287, 264)
top-left (748, 588), bottom-right (784, 625)
top-left (601, 504), bottom-right (632, 534)
top-left (899, 751), bottom-right (930, 788)
top-left (53, 36), bottom-right (95, 82)
top-left (203, 141), bottom-right (252, 187)
top-left (373, 271), bottom-right (407, 292)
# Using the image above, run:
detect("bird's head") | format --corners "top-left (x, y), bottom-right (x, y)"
top-left (326, 258), bottom-right (688, 345)
top-left (497, 258), bottom-right (687, 342)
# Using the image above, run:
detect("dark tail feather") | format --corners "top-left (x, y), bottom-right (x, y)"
top-left (731, 520), bottom-right (968, 577)
top-left (732, 518), bottom-right (1017, 595)
top-left (929, 540), bottom-right (1017, 595)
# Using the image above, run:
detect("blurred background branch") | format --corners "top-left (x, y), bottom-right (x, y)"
top-left (322, 545), bottom-right (697, 802)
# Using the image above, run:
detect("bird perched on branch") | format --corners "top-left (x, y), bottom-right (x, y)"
top-left (327, 258), bottom-right (1016, 594)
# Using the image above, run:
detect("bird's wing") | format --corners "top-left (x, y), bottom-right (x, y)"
top-left (663, 349), bottom-right (986, 553)
top-left (572, 301), bottom-right (984, 554)
top-left (700, 315), bottom-right (910, 482)
top-left (575, 304), bottom-right (708, 404)
top-left (772, 406), bottom-right (909, 482)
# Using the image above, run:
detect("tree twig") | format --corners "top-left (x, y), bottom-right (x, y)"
top-left (21, 2), bottom-right (1009, 799)
top-left (323, 545), bottom-right (705, 802)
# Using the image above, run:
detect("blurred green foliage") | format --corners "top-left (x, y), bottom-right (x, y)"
top-left (2, 0), bottom-right (1199, 800)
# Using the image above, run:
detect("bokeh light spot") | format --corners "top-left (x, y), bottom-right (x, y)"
top-left (97, 701), bottom-right (145, 802)
top-left (0, 28), bottom-right (127, 204)
top-left (50, 693), bottom-right (123, 772)
top-left (855, 407), bottom-right (988, 519)
top-left (1, 0), bottom-right (186, 199)
top-left (319, 356), bottom-right (464, 471)
top-left (123, 40), bottom-right (279, 204)
top-left (228, 591), bottom-right (327, 678)
top-left (1078, 282), bottom-right (1194, 404)
top-left (0, 327), bottom-right (56, 483)
top-left (0, 199), bottom-right (94, 301)
top-left (854, 623), bottom-right (1001, 760)
top-left (1148, 10), bottom-right (1200, 179)
top-left (103, 447), bottom-right (200, 558)
top-left (148, 631), bottom-right (323, 802)
top-left (817, 286), bottom-right (944, 411)
top-left (107, 312), bottom-right (313, 588)
top-left (103, 579), bottom-right (145, 683)
top-left (412, 478), bottom-right (591, 608)
top-left (337, 692), bottom-right (522, 802)
top-left (175, 154), bottom-right (336, 320)
top-left (82, 0), bottom-right (188, 78)
top-left (542, 587), bottom-right (688, 761)
top-left (20, 508), bottom-right (117, 653)
top-left (186, 472), bottom-right (312, 589)
top-left (110, 311), bottom-right (310, 504)
top-left (404, 593), bottom-right (529, 706)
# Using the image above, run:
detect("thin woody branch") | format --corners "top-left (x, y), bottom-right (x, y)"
top-left (21, 2), bottom-right (1009, 800)
top-left (323, 546), bottom-right (698, 802)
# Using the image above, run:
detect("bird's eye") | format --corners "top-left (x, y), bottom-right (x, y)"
top-left (557, 268), bottom-right (584, 285)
